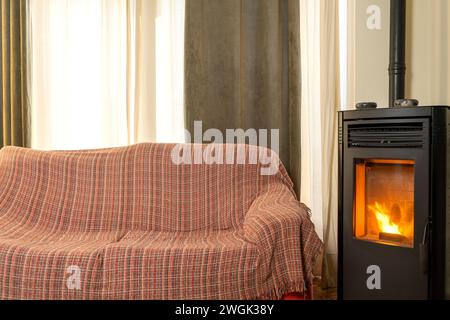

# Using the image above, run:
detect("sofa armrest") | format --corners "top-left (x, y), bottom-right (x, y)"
top-left (242, 183), bottom-right (322, 292)
top-left (243, 184), bottom-right (311, 244)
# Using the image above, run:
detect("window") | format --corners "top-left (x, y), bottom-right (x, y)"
top-left (30, 0), bottom-right (185, 150)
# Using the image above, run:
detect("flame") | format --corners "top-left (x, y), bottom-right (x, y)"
top-left (368, 202), bottom-right (401, 235)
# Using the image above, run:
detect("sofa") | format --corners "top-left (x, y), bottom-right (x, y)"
top-left (0, 143), bottom-right (322, 300)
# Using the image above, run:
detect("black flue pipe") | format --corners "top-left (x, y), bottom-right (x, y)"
top-left (389, 0), bottom-right (407, 107)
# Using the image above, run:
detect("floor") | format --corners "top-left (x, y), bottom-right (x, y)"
top-left (311, 251), bottom-right (337, 300)
top-left (312, 279), bottom-right (337, 300)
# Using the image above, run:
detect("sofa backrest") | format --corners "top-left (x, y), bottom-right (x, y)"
top-left (0, 144), bottom-right (295, 232)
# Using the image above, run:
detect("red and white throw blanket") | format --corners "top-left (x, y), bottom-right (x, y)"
top-left (0, 144), bottom-right (322, 299)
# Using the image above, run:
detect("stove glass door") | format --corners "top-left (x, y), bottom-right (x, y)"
top-left (353, 159), bottom-right (414, 248)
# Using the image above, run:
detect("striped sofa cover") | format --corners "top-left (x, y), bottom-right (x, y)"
top-left (0, 143), bottom-right (322, 300)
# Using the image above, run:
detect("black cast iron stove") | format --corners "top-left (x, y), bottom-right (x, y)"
top-left (338, 106), bottom-right (450, 299)
top-left (338, 0), bottom-right (450, 299)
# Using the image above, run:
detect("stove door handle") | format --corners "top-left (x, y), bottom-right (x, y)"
top-left (419, 219), bottom-right (431, 275)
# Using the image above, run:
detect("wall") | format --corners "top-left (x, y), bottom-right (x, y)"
top-left (406, 0), bottom-right (450, 106)
top-left (348, 0), bottom-right (390, 107)
top-left (347, 0), bottom-right (450, 108)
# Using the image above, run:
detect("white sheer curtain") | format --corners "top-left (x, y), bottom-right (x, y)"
top-left (300, 0), bottom-right (340, 288)
top-left (155, 0), bottom-right (185, 143)
top-left (30, 0), bottom-right (185, 150)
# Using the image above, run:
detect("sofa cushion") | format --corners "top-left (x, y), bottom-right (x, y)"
top-left (102, 230), bottom-right (260, 300)
top-left (0, 227), bottom-right (123, 300)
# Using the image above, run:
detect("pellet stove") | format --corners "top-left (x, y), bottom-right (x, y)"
top-left (338, 106), bottom-right (450, 299)
top-left (338, 0), bottom-right (450, 299)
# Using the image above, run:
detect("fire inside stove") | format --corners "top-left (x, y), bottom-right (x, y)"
top-left (354, 159), bottom-right (414, 248)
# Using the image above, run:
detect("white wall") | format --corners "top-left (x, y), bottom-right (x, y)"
top-left (346, 0), bottom-right (450, 108)
top-left (348, 0), bottom-right (390, 107)
top-left (406, 0), bottom-right (450, 106)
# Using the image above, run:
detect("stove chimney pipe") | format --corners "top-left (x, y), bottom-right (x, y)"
top-left (389, 0), bottom-right (407, 108)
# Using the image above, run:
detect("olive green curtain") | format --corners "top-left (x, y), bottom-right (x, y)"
top-left (185, 0), bottom-right (301, 195)
top-left (0, 0), bottom-right (29, 148)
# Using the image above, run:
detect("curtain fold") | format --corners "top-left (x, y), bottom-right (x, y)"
top-left (0, 0), bottom-right (29, 148)
top-left (184, 0), bottom-right (301, 194)
top-left (319, 0), bottom-right (339, 289)
top-left (300, 0), bottom-right (339, 288)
